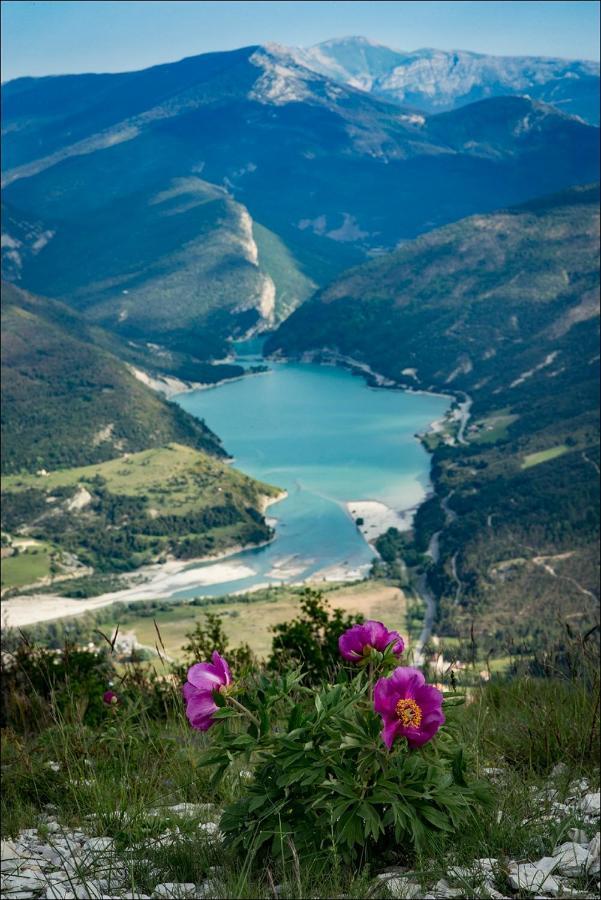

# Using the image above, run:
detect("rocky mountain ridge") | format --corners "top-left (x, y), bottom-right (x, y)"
top-left (2, 44), bottom-right (598, 357)
top-left (293, 36), bottom-right (601, 124)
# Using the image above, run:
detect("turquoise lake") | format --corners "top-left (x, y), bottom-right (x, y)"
top-left (172, 347), bottom-right (449, 598)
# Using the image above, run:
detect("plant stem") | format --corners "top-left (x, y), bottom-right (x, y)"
top-left (227, 695), bottom-right (260, 728)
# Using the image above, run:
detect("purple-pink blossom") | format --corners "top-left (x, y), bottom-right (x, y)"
top-left (182, 651), bottom-right (232, 732)
top-left (338, 620), bottom-right (405, 662)
top-left (374, 666), bottom-right (445, 749)
top-left (103, 690), bottom-right (118, 705)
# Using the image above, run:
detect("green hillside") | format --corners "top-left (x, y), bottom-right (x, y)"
top-left (1, 284), bottom-right (284, 588)
top-left (267, 185), bottom-right (601, 650)
top-left (1, 283), bottom-right (228, 475)
top-left (1, 444), bottom-right (280, 583)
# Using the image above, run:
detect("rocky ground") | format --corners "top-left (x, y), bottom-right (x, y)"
top-left (1, 772), bottom-right (599, 899)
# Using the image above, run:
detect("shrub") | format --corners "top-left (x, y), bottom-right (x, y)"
top-left (185, 627), bottom-right (489, 866)
top-left (268, 589), bottom-right (364, 683)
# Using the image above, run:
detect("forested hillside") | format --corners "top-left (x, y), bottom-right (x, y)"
top-left (267, 184), bottom-right (601, 650)
top-left (1, 283), bottom-right (227, 474)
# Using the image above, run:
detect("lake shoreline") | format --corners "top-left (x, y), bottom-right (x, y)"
top-left (2, 351), bottom-right (458, 627)
top-left (0, 490), bottom-right (288, 628)
top-left (264, 348), bottom-right (463, 554)
top-left (129, 364), bottom-right (272, 400)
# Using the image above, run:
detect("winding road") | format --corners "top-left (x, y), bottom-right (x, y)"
top-left (413, 490), bottom-right (457, 666)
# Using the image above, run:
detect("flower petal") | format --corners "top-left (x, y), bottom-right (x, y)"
top-left (363, 621), bottom-right (389, 648)
top-left (211, 651), bottom-right (232, 686)
top-left (186, 661), bottom-right (223, 691)
top-left (374, 675), bottom-right (400, 717)
top-left (381, 718), bottom-right (403, 750)
top-left (386, 630), bottom-right (405, 655)
top-left (414, 683), bottom-right (445, 718)
top-left (184, 690), bottom-right (219, 731)
top-left (338, 626), bottom-right (368, 660)
top-left (405, 710), bottom-right (445, 747)
top-left (389, 666), bottom-right (425, 699)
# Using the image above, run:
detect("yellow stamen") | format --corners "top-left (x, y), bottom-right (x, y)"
top-left (395, 698), bottom-right (422, 728)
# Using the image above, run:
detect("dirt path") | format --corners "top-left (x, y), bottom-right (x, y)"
top-left (456, 394), bottom-right (473, 445)
top-left (531, 553), bottom-right (598, 601)
top-left (582, 450), bottom-right (600, 476)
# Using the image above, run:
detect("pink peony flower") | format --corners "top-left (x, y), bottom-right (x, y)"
top-left (182, 651), bottom-right (232, 731)
top-left (338, 620), bottom-right (405, 662)
top-left (103, 690), bottom-right (118, 705)
top-left (374, 666), bottom-right (445, 749)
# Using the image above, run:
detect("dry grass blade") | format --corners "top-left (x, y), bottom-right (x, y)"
top-left (153, 618), bottom-right (167, 654)
top-left (93, 625), bottom-right (119, 653)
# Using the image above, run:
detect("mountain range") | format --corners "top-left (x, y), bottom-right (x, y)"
top-left (293, 36), bottom-right (600, 124)
top-left (2, 43), bottom-right (599, 357)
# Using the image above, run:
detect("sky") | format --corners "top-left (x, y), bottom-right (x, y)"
top-left (2, 0), bottom-right (599, 82)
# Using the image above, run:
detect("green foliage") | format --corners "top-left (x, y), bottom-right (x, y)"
top-left (1, 284), bottom-right (225, 474)
top-left (1, 642), bottom-right (115, 730)
top-left (182, 611), bottom-right (255, 673)
top-left (199, 668), bottom-right (488, 866)
top-left (413, 497), bottom-right (446, 554)
top-left (0, 624), bottom-right (598, 894)
top-left (376, 528), bottom-right (426, 569)
top-left (2, 446), bottom-right (278, 577)
top-left (268, 589), bottom-right (364, 683)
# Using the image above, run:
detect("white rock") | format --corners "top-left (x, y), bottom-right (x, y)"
top-left (448, 857), bottom-right (497, 880)
top-left (580, 792), bottom-right (600, 816)
top-left (15, 867), bottom-right (46, 880)
top-left (81, 837), bottom-right (114, 854)
top-left (551, 763), bottom-right (569, 777)
top-left (447, 866), bottom-right (471, 880)
top-left (508, 859), bottom-right (559, 894)
top-left (552, 841), bottom-right (589, 875)
top-left (198, 822), bottom-right (222, 842)
top-left (567, 828), bottom-right (588, 845)
top-left (4, 893), bottom-right (43, 900)
top-left (586, 832), bottom-right (600, 875)
top-left (475, 858), bottom-right (497, 872)
top-left (433, 879), bottom-right (462, 897)
top-left (570, 778), bottom-right (590, 794)
top-left (151, 884), bottom-right (198, 899)
top-left (376, 873), bottom-right (422, 898)
top-left (1, 840), bottom-right (20, 860)
top-left (483, 888), bottom-right (506, 899)
top-left (0, 841), bottom-right (23, 874)
top-left (195, 883), bottom-right (219, 900)
top-left (2, 873), bottom-right (46, 893)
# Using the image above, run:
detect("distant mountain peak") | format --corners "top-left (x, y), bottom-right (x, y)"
top-left (292, 38), bottom-right (600, 124)
top-left (309, 36), bottom-right (397, 50)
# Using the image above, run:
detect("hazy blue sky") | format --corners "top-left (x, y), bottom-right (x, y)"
top-left (2, 1), bottom-right (599, 82)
